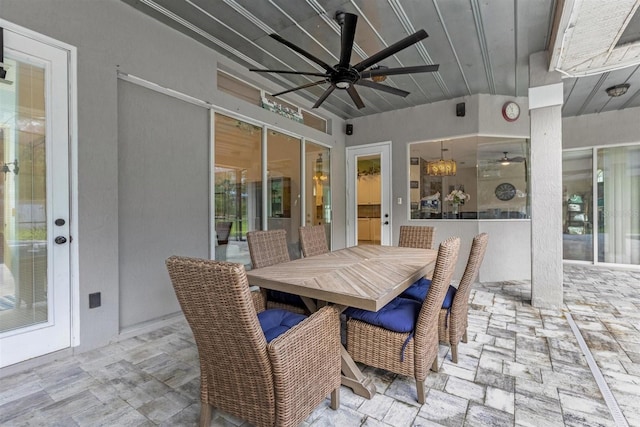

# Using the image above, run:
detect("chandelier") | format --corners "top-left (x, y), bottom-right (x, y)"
top-left (426, 142), bottom-right (457, 176)
top-left (314, 153), bottom-right (328, 181)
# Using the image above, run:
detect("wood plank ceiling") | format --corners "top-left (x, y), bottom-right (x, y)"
top-left (122, 0), bottom-right (640, 120)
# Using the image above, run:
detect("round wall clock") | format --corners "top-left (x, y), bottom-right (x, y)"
top-left (502, 101), bottom-right (520, 122)
top-left (495, 182), bottom-right (516, 201)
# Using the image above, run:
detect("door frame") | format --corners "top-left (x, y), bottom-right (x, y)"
top-left (0, 19), bottom-right (79, 350)
top-left (346, 141), bottom-right (392, 247)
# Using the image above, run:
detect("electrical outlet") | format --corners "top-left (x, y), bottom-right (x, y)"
top-left (89, 292), bottom-right (101, 309)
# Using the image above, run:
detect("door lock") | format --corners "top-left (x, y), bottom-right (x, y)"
top-left (55, 236), bottom-right (67, 244)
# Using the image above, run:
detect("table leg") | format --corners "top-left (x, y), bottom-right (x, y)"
top-left (340, 346), bottom-right (376, 399)
top-left (300, 296), bottom-right (317, 312)
top-left (309, 303), bottom-right (376, 398)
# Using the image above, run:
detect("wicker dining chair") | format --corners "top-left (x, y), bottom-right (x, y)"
top-left (166, 256), bottom-right (341, 427)
top-left (398, 225), bottom-right (436, 250)
top-left (247, 229), bottom-right (307, 314)
top-left (346, 236), bottom-right (461, 404)
top-left (299, 225), bottom-right (329, 257)
top-left (439, 233), bottom-right (489, 363)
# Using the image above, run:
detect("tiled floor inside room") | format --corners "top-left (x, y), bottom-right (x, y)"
top-left (1, 265), bottom-right (639, 426)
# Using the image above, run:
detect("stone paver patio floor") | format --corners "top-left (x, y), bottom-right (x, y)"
top-left (0, 265), bottom-right (638, 426)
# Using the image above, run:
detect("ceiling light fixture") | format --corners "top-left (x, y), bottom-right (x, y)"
top-left (500, 152), bottom-right (511, 166)
top-left (370, 65), bottom-right (388, 82)
top-left (605, 83), bottom-right (630, 97)
top-left (314, 153), bottom-right (328, 181)
top-left (426, 142), bottom-right (457, 176)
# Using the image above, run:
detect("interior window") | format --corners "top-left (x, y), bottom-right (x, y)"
top-left (409, 137), bottom-right (530, 220)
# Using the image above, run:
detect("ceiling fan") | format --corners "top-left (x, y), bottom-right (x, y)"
top-left (496, 152), bottom-right (526, 165)
top-left (249, 11), bottom-right (439, 110)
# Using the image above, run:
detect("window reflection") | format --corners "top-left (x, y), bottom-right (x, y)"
top-left (214, 114), bottom-right (261, 266)
top-left (267, 130), bottom-right (302, 259)
top-left (409, 137), bottom-right (530, 219)
top-left (562, 150), bottom-right (593, 262)
top-left (598, 145), bottom-right (640, 265)
top-left (305, 142), bottom-right (331, 249)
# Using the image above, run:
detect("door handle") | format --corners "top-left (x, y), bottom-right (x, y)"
top-left (55, 236), bottom-right (67, 244)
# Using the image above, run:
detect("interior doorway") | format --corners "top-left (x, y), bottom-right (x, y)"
top-left (356, 155), bottom-right (382, 245)
top-left (346, 142), bottom-right (392, 247)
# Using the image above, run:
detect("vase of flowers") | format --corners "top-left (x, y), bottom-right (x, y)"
top-left (445, 189), bottom-right (470, 216)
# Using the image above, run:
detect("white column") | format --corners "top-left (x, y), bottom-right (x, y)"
top-left (528, 51), bottom-right (564, 308)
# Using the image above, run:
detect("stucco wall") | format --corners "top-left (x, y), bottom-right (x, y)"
top-left (563, 106), bottom-right (640, 149)
top-left (0, 0), bottom-right (346, 352)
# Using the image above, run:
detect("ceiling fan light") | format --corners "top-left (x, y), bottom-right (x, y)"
top-left (336, 81), bottom-right (350, 89)
top-left (370, 65), bottom-right (388, 82)
top-left (605, 83), bottom-right (629, 97)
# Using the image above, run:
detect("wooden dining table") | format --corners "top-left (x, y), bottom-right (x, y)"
top-left (246, 244), bottom-right (437, 399)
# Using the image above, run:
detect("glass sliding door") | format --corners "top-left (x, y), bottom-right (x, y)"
top-left (598, 145), bottom-right (640, 265)
top-left (305, 142), bottom-right (331, 249)
top-left (267, 130), bottom-right (302, 259)
top-left (562, 150), bottom-right (593, 261)
top-left (562, 144), bottom-right (640, 266)
top-left (213, 114), bottom-right (261, 266)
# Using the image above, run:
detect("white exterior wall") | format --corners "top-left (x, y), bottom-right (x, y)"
top-left (563, 106), bottom-right (640, 149)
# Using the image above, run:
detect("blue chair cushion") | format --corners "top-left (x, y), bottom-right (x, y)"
top-left (344, 297), bottom-right (421, 333)
top-left (400, 277), bottom-right (431, 301)
top-left (257, 309), bottom-right (307, 343)
top-left (267, 290), bottom-right (306, 308)
top-left (400, 278), bottom-right (457, 309)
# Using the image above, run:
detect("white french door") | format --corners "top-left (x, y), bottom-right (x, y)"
top-left (0, 25), bottom-right (72, 367)
top-left (346, 142), bottom-right (392, 247)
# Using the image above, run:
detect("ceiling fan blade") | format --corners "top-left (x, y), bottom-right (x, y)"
top-left (272, 80), bottom-right (327, 97)
top-left (338, 12), bottom-right (358, 68)
top-left (249, 68), bottom-right (328, 78)
top-left (354, 29), bottom-right (428, 72)
top-left (313, 85), bottom-right (336, 109)
top-left (346, 86), bottom-right (365, 109)
top-left (356, 79), bottom-right (410, 97)
top-left (360, 64), bottom-right (439, 79)
top-left (270, 34), bottom-right (333, 72)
